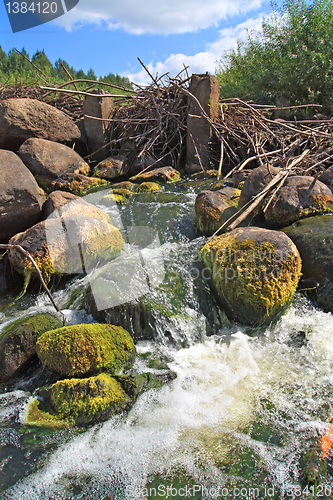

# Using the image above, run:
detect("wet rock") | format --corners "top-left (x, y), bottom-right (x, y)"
top-left (200, 226), bottom-right (302, 326)
top-left (282, 215), bottom-right (333, 313)
top-left (39, 172), bottom-right (109, 195)
top-left (0, 98), bottom-right (80, 151)
top-left (264, 176), bottom-right (333, 228)
top-left (42, 190), bottom-right (111, 224)
top-left (195, 187), bottom-right (240, 236)
top-left (0, 313), bottom-right (63, 382)
top-left (94, 155), bottom-right (130, 181)
top-left (0, 150), bottom-right (44, 243)
top-left (133, 181), bottom-right (161, 193)
top-left (25, 373), bottom-right (129, 427)
top-left (8, 215), bottom-right (123, 281)
top-left (130, 166), bottom-right (181, 184)
top-left (18, 138), bottom-right (90, 183)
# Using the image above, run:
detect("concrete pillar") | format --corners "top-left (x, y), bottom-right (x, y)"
top-left (185, 74), bottom-right (220, 174)
top-left (83, 90), bottom-right (114, 160)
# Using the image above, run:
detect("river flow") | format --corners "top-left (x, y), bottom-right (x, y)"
top-left (1, 179), bottom-right (333, 499)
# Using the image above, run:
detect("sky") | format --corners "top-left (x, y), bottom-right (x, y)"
top-left (0, 0), bottom-right (274, 85)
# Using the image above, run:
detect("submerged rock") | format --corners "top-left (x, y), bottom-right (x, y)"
top-left (0, 312), bottom-right (63, 382)
top-left (0, 150), bottom-right (44, 243)
top-left (36, 323), bottom-right (136, 377)
top-left (200, 226), bottom-right (302, 326)
top-left (195, 187), bottom-right (240, 236)
top-left (8, 215), bottom-right (123, 281)
top-left (282, 215), bottom-right (333, 313)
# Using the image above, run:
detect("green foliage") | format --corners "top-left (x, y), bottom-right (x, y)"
top-left (0, 46), bottom-right (133, 90)
top-left (216, 0), bottom-right (333, 111)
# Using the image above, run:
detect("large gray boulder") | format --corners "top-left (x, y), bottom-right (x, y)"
top-left (42, 191), bottom-right (111, 224)
top-left (282, 215), bottom-right (333, 313)
top-left (238, 165), bottom-right (282, 209)
top-left (0, 150), bottom-right (44, 243)
top-left (195, 187), bottom-right (240, 236)
top-left (265, 176), bottom-right (333, 227)
top-left (0, 98), bottom-right (80, 151)
top-left (18, 138), bottom-right (90, 183)
top-left (319, 165), bottom-right (333, 190)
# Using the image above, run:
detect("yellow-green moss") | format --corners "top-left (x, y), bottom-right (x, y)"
top-left (25, 398), bottom-right (70, 429)
top-left (100, 193), bottom-right (127, 205)
top-left (200, 232), bottom-right (302, 326)
top-left (112, 188), bottom-right (134, 197)
top-left (0, 312), bottom-right (63, 343)
top-left (49, 373), bottom-right (128, 425)
top-left (36, 323), bottom-right (136, 377)
top-left (133, 182), bottom-right (161, 193)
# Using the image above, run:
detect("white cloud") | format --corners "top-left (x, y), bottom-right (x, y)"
top-left (56, 0), bottom-right (263, 34)
top-left (124, 16), bottom-right (263, 85)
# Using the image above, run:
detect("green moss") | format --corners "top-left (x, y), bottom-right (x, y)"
top-left (133, 182), bottom-right (161, 193)
top-left (100, 193), bottom-right (127, 205)
top-left (25, 398), bottom-right (70, 429)
top-left (200, 232), bottom-right (302, 326)
top-left (0, 312), bottom-right (63, 342)
top-left (49, 373), bottom-right (128, 425)
top-left (111, 188), bottom-right (134, 197)
top-left (36, 323), bottom-right (136, 377)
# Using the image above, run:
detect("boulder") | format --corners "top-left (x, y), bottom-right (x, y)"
top-left (195, 187), bottom-right (240, 236)
top-left (0, 312), bottom-right (63, 382)
top-left (41, 173), bottom-right (108, 195)
top-left (42, 191), bottom-right (111, 224)
top-left (18, 138), bottom-right (90, 183)
top-left (36, 323), bottom-right (136, 377)
top-left (130, 166), bottom-right (180, 184)
top-left (264, 176), bottom-right (333, 228)
top-left (0, 150), bottom-right (44, 243)
top-left (25, 373), bottom-right (129, 427)
top-left (238, 165), bottom-right (282, 210)
top-left (200, 226), bottom-right (302, 326)
top-left (94, 155), bottom-right (130, 181)
top-left (8, 215), bottom-right (123, 281)
top-left (0, 98), bottom-right (80, 150)
top-left (319, 165), bottom-right (333, 190)
top-left (282, 215), bottom-right (333, 313)
top-left (133, 182), bottom-right (161, 193)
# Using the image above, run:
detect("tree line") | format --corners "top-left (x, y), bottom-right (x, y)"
top-left (216, 0), bottom-right (333, 113)
top-left (0, 47), bottom-right (132, 89)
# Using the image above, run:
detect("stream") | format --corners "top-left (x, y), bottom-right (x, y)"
top-left (1, 179), bottom-right (333, 499)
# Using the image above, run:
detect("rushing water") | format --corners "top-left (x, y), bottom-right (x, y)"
top-left (1, 180), bottom-right (333, 499)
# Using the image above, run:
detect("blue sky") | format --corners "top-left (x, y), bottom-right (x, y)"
top-left (0, 0), bottom-right (273, 85)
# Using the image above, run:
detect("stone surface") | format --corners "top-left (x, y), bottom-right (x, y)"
top-left (94, 155), bottom-right (130, 181)
top-left (39, 172), bottom-right (108, 195)
top-left (195, 187), bottom-right (240, 236)
top-left (282, 215), bottom-right (333, 313)
top-left (0, 150), bottom-right (44, 243)
top-left (8, 215), bottom-right (123, 280)
top-left (18, 138), bottom-right (90, 181)
top-left (265, 176), bottom-right (333, 227)
top-left (319, 165), bottom-right (333, 190)
top-left (200, 226), bottom-right (302, 326)
top-left (42, 190), bottom-right (111, 224)
top-left (0, 313), bottom-right (63, 382)
top-left (36, 323), bottom-right (136, 377)
top-left (238, 165), bottom-right (282, 210)
top-left (0, 98), bottom-right (80, 151)
top-left (130, 166), bottom-right (180, 184)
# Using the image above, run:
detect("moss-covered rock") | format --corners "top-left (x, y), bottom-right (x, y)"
top-left (0, 313), bottom-right (63, 382)
top-left (200, 226), bottom-right (302, 326)
top-left (25, 373), bottom-right (129, 427)
top-left (133, 181), bottom-right (161, 193)
top-left (36, 323), bottom-right (136, 377)
top-left (100, 193), bottom-right (127, 205)
top-left (195, 187), bottom-right (240, 236)
top-left (94, 155), bottom-right (129, 181)
top-left (130, 166), bottom-right (181, 184)
top-left (8, 215), bottom-right (123, 281)
top-left (40, 173), bottom-right (109, 196)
